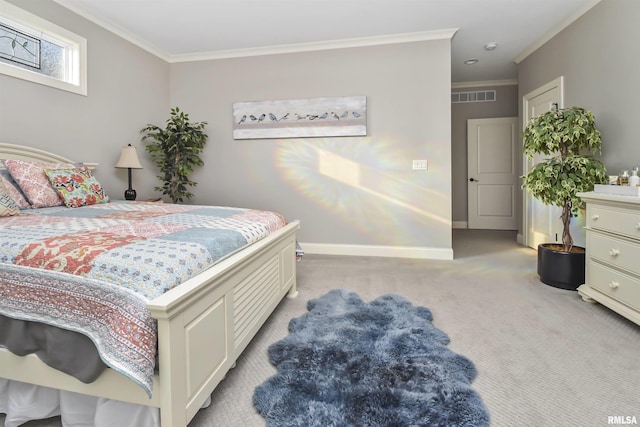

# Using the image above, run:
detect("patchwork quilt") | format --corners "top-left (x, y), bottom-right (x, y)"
top-left (0, 201), bottom-right (287, 396)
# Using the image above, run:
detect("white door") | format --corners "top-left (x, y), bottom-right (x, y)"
top-left (467, 117), bottom-right (518, 230)
top-left (523, 77), bottom-right (564, 249)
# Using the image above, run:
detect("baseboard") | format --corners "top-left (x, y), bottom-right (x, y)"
top-left (517, 233), bottom-right (524, 246)
top-left (298, 242), bottom-right (454, 260)
top-left (452, 221), bottom-right (468, 229)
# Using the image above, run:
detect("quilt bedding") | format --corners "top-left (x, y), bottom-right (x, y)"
top-left (0, 201), bottom-right (287, 397)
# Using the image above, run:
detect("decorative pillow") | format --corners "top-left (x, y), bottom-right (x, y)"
top-left (0, 179), bottom-right (20, 217)
top-left (0, 170), bottom-right (31, 209)
top-left (4, 159), bottom-right (78, 208)
top-left (44, 167), bottom-right (110, 208)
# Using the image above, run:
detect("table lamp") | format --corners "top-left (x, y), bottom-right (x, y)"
top-left (114, 144), bottom-right (143, 200)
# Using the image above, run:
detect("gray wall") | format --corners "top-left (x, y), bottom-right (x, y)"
top-left (0, 0), bottom-right (169, 201)
top-left (170, 41), bottom-right (453, 249)
top-left (0, 0), bottom-right (453, 253)
top-left (451, 84), bottom-right (518, 226)
top-left (519, 0), bottom-right (640, 187)
top-left (518, 0), bottom-right (640, 239)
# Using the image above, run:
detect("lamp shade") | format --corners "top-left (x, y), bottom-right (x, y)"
top-left (114, 145), bottom-right (143, 169)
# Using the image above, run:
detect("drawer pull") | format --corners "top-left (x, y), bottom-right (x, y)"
top-left (609, 248), bottom-right (620, 257)
top-left (592, 214), bottom-right (599, 221)
top-left (636, 222), bottom-right (640, 230)
top-left (609, 281), bottom-right (620, 289)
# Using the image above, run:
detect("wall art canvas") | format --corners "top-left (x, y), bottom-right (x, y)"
top-left (233, 96), bottom-right (366, 140)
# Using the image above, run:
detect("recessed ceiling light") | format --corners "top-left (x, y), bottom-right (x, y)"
top-left (464, 59), bottom-right (479, 65)
top-left (484, 42), bottom-right (498, 51)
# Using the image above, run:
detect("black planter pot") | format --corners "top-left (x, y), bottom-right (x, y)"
top-left (537, 244), bottom-right (585, 291)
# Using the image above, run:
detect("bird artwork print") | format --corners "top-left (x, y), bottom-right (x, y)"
top-left (239, 110), bottom-right (363, 124)
top-left (233, 96), bottom-right (366, 140)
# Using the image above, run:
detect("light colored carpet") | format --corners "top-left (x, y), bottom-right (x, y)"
top-left (5, 229), bottom-right (640, 426)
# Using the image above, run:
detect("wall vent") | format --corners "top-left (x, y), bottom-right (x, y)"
top-left (451, 90), bottom-right (496, 103)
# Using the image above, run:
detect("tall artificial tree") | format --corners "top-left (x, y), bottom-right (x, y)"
top-left (522, 106), bottom-right (608, 252)
top-left (141, 107), bottom-right (208, 203)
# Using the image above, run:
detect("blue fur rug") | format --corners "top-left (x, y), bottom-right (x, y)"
top-left (253, 289), bottom-right (489, 426)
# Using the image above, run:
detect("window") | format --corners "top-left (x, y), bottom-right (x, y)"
top-left (0, 0), bottom-right (87, 95)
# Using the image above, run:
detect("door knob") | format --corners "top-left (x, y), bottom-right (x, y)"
top-left (469, 178), bottom-right (479, 182)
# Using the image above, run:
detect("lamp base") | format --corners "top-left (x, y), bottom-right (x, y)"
top-left (124, 189), bottom-right (137, 201)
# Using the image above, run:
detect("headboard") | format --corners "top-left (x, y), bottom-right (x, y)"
top-left (0, 142), bottom-right (98, 169)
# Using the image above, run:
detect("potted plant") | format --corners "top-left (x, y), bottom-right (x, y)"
top-left (140, 107), bottom-right (208, 203)
top-left (522, 106), bottom-right (608, 290)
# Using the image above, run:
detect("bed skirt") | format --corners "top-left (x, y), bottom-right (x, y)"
top-left (0, 378), bottom-right (160, 427)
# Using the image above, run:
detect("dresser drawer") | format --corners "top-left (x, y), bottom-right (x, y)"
top-left (588, 232), bottom-right (640, 275)
top-left (588, 262), bottom-right (640, 311)
top-left (587, 205), bottom-right (640, 239)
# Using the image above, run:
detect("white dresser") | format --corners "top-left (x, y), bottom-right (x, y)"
top-left (577, 191), bottom-right (640, 326)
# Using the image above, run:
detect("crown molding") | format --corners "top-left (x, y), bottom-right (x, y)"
top-left (513, 0), bottom-right (601, 64)
top-left (169, 29), bottom-right (458, 63)
top-left (452, 79), bottom-right (518, 89)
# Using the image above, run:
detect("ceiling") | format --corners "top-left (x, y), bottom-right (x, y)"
top-left (53, 0), bottom-right (600, 84)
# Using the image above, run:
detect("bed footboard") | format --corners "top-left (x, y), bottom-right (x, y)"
top-left (0, 220), bottom-right (299, 427)
top-left (147, 220), bottom-right (299, 426)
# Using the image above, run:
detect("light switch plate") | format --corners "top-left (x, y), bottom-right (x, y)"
top-left (412, 160), bottom-right (428, 170)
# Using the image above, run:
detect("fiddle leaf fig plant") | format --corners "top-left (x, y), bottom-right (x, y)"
top-left (522, 106), bottom-right (608, 252)
top-left (141, 107), bottom-right (208, 203)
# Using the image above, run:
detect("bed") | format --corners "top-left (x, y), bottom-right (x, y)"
top-left (0, 142), bottom-right (300, 426)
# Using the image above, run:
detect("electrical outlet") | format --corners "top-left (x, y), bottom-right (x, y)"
top-left (412, 160), bottom-right (428, 171)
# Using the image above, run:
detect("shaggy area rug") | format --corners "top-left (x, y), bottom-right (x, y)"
top-left (253, 289), bottom-right (489, 426)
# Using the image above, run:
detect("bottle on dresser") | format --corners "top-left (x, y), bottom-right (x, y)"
top-left (618, 170), bottom-right (630, 185)
top-left (630, 167), bottom-right (640, 187)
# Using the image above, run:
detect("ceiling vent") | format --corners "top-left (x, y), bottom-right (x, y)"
top-left (451, 90), bottom-right (496, 104)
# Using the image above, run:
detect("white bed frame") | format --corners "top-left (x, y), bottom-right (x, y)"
top-left (0, 142), bottom-right (300, 426)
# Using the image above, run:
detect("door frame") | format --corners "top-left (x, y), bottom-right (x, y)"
top-left (521, 76), bottom-right (564, 248)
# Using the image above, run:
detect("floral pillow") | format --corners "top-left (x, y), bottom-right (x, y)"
top-left (4, 159), bottom-right (76, 208)
top-left (0, 179), bottom-right (20, 217)
top-left (0, 170), bottom-right (30, 209)
top-left (44, 167), bottom-right (110, 208)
